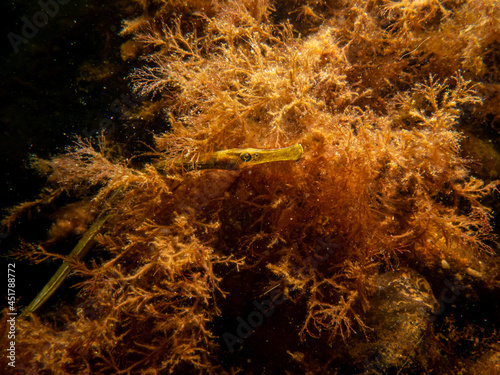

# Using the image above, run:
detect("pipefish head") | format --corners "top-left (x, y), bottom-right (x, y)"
top-left (235, 144), bottom-right (304, 167)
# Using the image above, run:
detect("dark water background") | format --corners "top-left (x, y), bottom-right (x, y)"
top-left (0, 0), bottom-right (138, 311)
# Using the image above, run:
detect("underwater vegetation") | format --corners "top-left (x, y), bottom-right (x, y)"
top-left (2, 0), bottom-right (500, 373)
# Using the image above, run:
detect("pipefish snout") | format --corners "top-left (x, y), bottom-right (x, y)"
top-left (173, 143), bottom-right (304, 170)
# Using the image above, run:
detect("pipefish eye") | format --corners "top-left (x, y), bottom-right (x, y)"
top-left (240, 153), bottom-right (252, 162)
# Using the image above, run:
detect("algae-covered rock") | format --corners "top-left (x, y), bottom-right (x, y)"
top-left (462, 132), bottom-right (500, 179)
top-left (352, 268), bottom-right (438, 374)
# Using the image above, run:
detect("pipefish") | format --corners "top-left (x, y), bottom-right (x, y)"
top-left (21, 144), bottom-right (304, 316)
top-left (157, 143), bottom-right (304, 171)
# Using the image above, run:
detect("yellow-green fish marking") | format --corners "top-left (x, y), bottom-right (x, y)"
top-left (173, 143), bottom-right (304, 170)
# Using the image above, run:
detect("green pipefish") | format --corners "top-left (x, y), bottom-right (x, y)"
top-left (22, 144), bottom-right (304, 316)
top-left (157, 143), bottom-right (304, 171)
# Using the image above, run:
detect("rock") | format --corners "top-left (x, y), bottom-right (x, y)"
top-left (351, 268), bottom-right (439, 374)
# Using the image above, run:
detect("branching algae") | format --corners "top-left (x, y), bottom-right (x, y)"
top-left (22, 144), bottom-right (303, 315)
top-left (2, 0), bottom-right (500, 374)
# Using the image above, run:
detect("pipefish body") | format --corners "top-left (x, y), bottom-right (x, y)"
top-left (22, 144), bottom-right (304, 316)
top-left (156, 143), bottom-right (304, 171)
